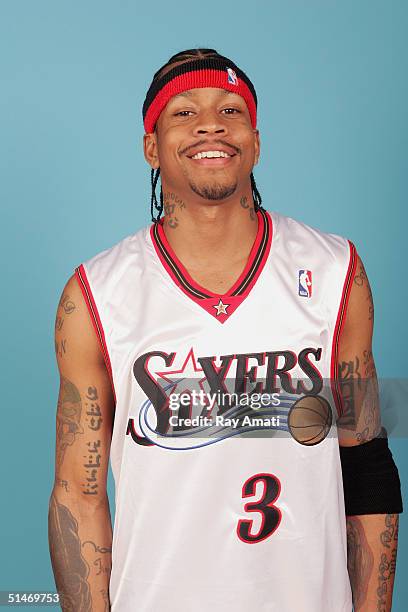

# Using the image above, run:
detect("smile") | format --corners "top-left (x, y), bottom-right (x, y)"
top-left (187, 149), bottom-right (237, 166)
top-left (190, 150), bottom-right (232, 159)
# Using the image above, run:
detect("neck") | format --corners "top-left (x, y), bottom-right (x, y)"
top-left (157, 182), bottom-right (259, 270)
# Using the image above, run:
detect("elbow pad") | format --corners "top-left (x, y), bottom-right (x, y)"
top-left (339, 430), bottom-right (403, 516)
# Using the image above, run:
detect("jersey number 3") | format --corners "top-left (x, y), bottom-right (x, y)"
top-left (237, 472), bottom-right (282, 544)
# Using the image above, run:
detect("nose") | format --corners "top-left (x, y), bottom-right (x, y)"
top-left (193, 109), bottom-right (227, 136)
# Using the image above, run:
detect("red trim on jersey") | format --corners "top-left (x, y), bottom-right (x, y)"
top-left (149, 208), bottom-right (272, 323)
top-left (143, 69), bottom-right (257, 134)
top-left (330, 241), bottom-right (357, 418)
top-left (74, 264), bottom-right (117, 405)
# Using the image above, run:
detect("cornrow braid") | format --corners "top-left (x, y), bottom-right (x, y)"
top-left (147, 48), bottom-right (263, 222)
top-left (251, 172), bottom-right (264, 212)
top-left (150, 167), bottom-right (163, 223)
top-left (153, 48), bottom-right (221, 81)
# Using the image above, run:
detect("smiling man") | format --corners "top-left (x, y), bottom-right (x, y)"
top-left (48, 49), bottom-right (402, 611)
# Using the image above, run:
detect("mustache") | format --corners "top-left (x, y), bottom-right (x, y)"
top-left (179, 140), bottom-right (241, 156)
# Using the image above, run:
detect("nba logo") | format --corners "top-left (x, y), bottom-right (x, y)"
top-left (227, 67), bottom-right (238, 85)
top-left (298, 270), bottom-right (312, 297)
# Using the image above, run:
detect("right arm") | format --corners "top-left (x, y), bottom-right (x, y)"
top-left (48, 273), bottom-right (115, 611)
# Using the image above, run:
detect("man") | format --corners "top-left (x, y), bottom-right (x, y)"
top-left (48, 49), bottom-right (402, 611)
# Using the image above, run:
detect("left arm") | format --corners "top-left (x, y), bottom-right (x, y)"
top-left (337, 253), bottom-right (402, 612)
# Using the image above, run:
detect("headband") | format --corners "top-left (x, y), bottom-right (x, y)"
top-left (142, 56), bottom-right (257, 134)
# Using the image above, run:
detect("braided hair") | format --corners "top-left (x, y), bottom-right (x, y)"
top-left (149, 48), bottom-right (263, 222)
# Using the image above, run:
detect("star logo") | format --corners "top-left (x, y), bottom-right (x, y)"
top-left (155, 347), bottom-right (204, 396)
top-left (213, 299), bottom-right (230, 316)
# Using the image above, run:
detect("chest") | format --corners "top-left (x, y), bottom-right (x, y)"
top-left (185, 261), bottom-right (248, 294)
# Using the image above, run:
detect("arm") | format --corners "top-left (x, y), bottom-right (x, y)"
top-left (337, 253), bottom-right (401, 612)
top-left (48, 273), bottom-right (115, 611)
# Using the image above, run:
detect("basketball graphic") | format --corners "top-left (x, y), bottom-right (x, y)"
top-left (287, 394), bottom-right (332, 445)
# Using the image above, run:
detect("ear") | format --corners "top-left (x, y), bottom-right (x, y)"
top-left (253, 129), bottom-right (260, 166)
top-left (143, 131), bottom-right (160, 169)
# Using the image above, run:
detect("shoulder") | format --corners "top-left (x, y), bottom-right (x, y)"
top-left (341, 251), bottom-right (374, 343)
top-left (74, 223), bottom-right (151, 291)
top-left (80, 224), bottom-right (150, 271)
top-left (269, 209), bottom-right (353, 265)
top-left (55, 272), bottom-right (105, 367)
top-left (270, 209), bottom-right (349, 249)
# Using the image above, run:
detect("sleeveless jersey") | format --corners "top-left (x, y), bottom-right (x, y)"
top-left (75, 208), bottom-right (356, 612)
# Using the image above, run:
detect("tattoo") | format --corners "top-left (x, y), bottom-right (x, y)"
top-left (355, 370), bottom-right (381, 443)
top-left (337, 356), bottom-right (362, 429)
top-left (377, 514), bottom-right (398, 611)
top-left (94, 557), bottom-right (112, 575)
top-left (56, 477), bottom-right (69, 492)
top-left (163, 192), bottom-right (186, 229)
top-left (56, 377), bottom-right (83, 470)
top-left (83, 541), bottom-right (112, 554)
top-left (354, 262), bottom-right (374, 321)
top-left (337, 355), bottom-right (381, 441)
top-left (48, 495), bottom-right (92, 611)
top-left (59, 293), bottom-right (76, 315)
top-left (85, 386), bottom-right (102, 431)
top-left (347, 517), bottom-right (374, 610)
top-left (82, 386), bottom-right (103, 496)
top-left (353, 263), bottom-right (366, 287)
top-left (363, 349), bottom-right (375, 378)
top-left (83, 439), bottom-right (101, 496)
top-left (100, 589), bottom-right (110, 612)
top-left (380, 514), bottom-right (398, 549)
top-left (55, 338), bottom-right (67, 358)
top-left (240, 195), bottom-right (256, 220)
top-left (83, 540), bottom-right (112, 577)
top-left (55, 293), bottom-right (75, 334)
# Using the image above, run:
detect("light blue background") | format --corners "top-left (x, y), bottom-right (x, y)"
top-left (1, 0), bottom-right (406, 609)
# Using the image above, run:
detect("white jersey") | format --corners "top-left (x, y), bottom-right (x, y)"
top-left (75, 208), bottom-right (356, 612)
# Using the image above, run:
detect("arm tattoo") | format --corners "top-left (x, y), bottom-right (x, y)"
top-left (83, 541), bottom-right (112, 578)
top-left (82, 386), bottom-right (103, 496)
top-left (347, 517), bottom-right (374, 609)
top-left (48, 495), bottom-right (92, 611)
top-left (377, 514), bottom-right (399, 611)
top-left (56, 377), bottom-right (83, 470)
top-left (337, 356), bottom-right (362, 430)
top-left (337, 355), bottom-right (381, 441)
top-left (55, 294), bottom-right (76, 333)
top-left (83, 541), bottom-right (112, 554)
top-left (60, 293), bottom-right (76, 315)
top-left (353, 262), bottom-right (374, 321)
top-left (100, 589), bottom-right (110, 612)
top-left (55, 338), bottom-right (67, 358)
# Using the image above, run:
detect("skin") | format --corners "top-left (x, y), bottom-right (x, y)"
top-left (49, 277), bottom-right (114, 611)
top-left (337, 256), bottom-right (400, 610)
top-left (144, 86), bottom-right (261, 293)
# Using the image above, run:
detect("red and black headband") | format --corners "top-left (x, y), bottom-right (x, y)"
top-left (142, 56), bottom-right (258, 134)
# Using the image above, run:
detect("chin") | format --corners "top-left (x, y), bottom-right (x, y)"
top-left (189, 180), bottom-right (237, 201)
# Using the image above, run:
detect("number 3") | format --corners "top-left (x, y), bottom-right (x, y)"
top-left (237, 472), bottom-right (282, 544)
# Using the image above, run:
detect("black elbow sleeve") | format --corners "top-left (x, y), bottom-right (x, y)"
top-left (339, 431), bottom-right (403, 516)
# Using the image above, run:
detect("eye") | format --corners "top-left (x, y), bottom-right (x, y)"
top-left (222, 108), bottom-right (241, 114)
top-left (174, 110), bottom-right (194, 117)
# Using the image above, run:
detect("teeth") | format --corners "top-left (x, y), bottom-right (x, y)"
top-left (191, 150), bottom-right (231, 159)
